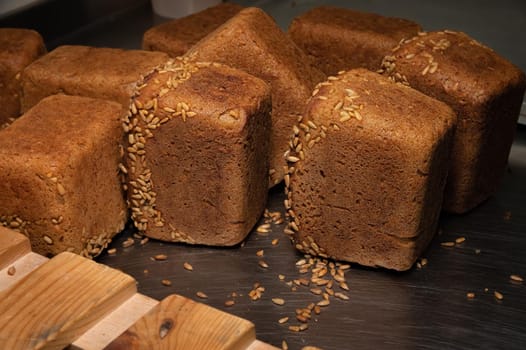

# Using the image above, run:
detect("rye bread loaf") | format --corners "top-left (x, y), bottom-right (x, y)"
top-left (286, 68), bottom-right (456, 271)
top-left (185, 7), bottom-right (326, 186)
top-left (288, 6), bottom-right (421, 75)
top-left (381, 30), bottom-right (526, 213)
top-left (20, 45), bottom-right (169, 112)
top-left (123, 57), bottom-right (271, 246)
top-left (0, 28), bottom-right (46, 128)
top-left (0, 94), bottom-right (127, 257)
top-left (142, 2), bottom-right (243, 57)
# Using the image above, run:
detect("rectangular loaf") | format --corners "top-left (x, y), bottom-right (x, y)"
top-left (123, 58), bottom-right (271, 246)
top-left (0, 94), bottom-right (127, 257)
top-left (286, 69), bottom-right (456, 271)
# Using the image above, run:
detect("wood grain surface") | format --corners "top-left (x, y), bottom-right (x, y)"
top-left (0, 252), bottom-right (136, 350)
top-left (106, 294), bottom-right (259, 350)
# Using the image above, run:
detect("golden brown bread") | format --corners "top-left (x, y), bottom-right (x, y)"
top-left (20, 45), bottom-right (169, 112)
top-left (381, 30), bottom-right (526, 213)
top-left (286, 68), bottom-right (456, 271)
top-left (185, 7), bottom-right (326, 187)
top-left (288, 6), bottom-right (421, 75)
top-left (142, 2), bottom-right (243, 57)
top-left (123, 57), bottom-right (271, 245)
top-left (0, 28), bottom-right (46, 127)
top-left (0, 94), bottom-right (127, 257)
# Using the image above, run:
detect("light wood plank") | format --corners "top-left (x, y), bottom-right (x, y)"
top-left (105, 294), bottom-right (256, 350)
top-left (246, 340), bottom-right (279, 350)
top-left (0, 252), bottom-right (136, 350)
top-left (0, 252), bottom-right (48, 292)
top-left (0, 226), bottom-right (31, 269)
top-left (71, 293), bottom-right (159, 350)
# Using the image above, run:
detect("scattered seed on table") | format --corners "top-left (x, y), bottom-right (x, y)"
top-left (7, 266), bottom-right (16, 276)
top-left (278, 274), bottom-right (286, 281)
top-left (161, 279), bottom-right (172, 286)
top-left (107, 248), bottom-right (117, 255)
top-left (224, 300), bottom-right (235, 307)
top-left (122, 238), bottom-right (134, 248)
top-left (317, 299), bottom-right (330, 307)
top-left (196, 291), bottom-right (208, 299)
top-left (475, 249), bottom-right (481, 254)
top-left (494, 291), bottom-right (504, 300)
top-left (183, 262), bottom-right (193, 271)
top-left (310, 288), bottom-right (323, 295)
top-left (455, 237), bottom-right (466, 244)
top-left (510, 274), bottom-right (523, 283)
top-left (278, 317), bottom-right (289, 324)
top-left (282, 340), bottom-right (288, 350)
top-left (154, 254), bottom-right (167, 261)
top-left (335, 292), bottom-right (349, 300)
top-left (256, 249), bottom-right (264, 257)
top-left (466, 292), bottom-right (475, 299)
top-left (140, 237), bottom-right (149, 245)
top-left (272, 298), bottom-right (285, 306)
top-left (272, 238), bottom-right (279, 245)
top-left (259, 260), bottom-right (269, 268)
top-left (440, 241), bottom-right (455, 247)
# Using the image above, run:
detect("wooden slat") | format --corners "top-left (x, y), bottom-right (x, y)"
top-left (0, 252), bottom-right (48, 292)
top-left (0, 252), bottom-right (136, 350)
top-left (0, 226), bottom-right (31, 269)
top-left (71, 293), bottom-right (159, 350)
top-left (105, 294), bottom-right (257, 350)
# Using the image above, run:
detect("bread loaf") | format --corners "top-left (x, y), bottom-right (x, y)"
top-left (123, 57), bottom-right (271, 246)
top-left (381, 30), bottom-right (526, 213)
top-left (286, 69), bottom-right (456, 271)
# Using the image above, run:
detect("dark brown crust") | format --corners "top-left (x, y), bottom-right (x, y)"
top-left (0, 28), bottom-right (46, 126)
top-left (0, 94), bottom-right (127, 257)
top-left (381, 30), bottom-right (526, 213)
top-left (20, 45), bottom-right (169, 112)
top-left (288, 6), bottom-right (421, 75)
top-left (286, 69), bottom-right (456, 271)
top-left (123, 58), bottom-right (271, 246)
top-left (142, 2), bottom-right (243, 57)
top-left (186, 7), bottom-right (326, 186)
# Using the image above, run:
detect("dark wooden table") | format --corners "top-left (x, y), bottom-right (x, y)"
top-left (3, 1), bottom-right (526, 349)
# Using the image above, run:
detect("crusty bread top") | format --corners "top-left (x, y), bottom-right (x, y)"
top-left (0, 94), bottom-right (123, 161)
top-left (0, 28), bottom-right (46, 76)
top-left (305, 68), bottom-right (456, 150)
top-left (142, 2), bottom-right (243, 56)
top-left (381, 30), bottom-right (526, 103)
top-left (289, 6), bottom-right (422, 41)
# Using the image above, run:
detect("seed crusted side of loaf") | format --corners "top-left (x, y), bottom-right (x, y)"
top-left (123, 57), bottom-right (271, 246)
top-left (0, 94), bottom-right (127, 258)
top-left (285, 68), bottom-right (456, 271)
top-left (380, 30), bottom-right (526, 213)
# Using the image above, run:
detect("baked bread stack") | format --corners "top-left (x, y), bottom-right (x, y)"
top-left (21, 45), bottom-right (170, 111)
top-left (381, 30), bottom-right (526, 213)
top-left (184, 7), bottom-right (327, 186)
top-left (285, 69), bottom-right (456, 271)
top-left (288, 6), bottom-right (421, 75)
top-left (0, 94), bottom-right (127, 257)
top-left (123, 57), bottom-right (271, 245)
top-left (143, 2), bottom-right (243, 57)
top-left (0, 28), bottom-right (46, 128)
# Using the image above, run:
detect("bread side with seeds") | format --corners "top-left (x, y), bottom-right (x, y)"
top-left (20, 45), bottom-right (170, 112)
top-left (142, 2), bottom-right (243, 57)
top-left (185, 7), bottom-right (327, 187)
top-left (286, 68), bottom-right (456, 271)
top-left (0, 94), bottom-right (127, 257)
top-left (0, 28), bottom-right (46, 128)
top-left (123, 57), bottom-right (271, 246)
top-left (381, 30), bottom-right (526, 213)
top-left (288, 6), bottom-right (421, 75)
